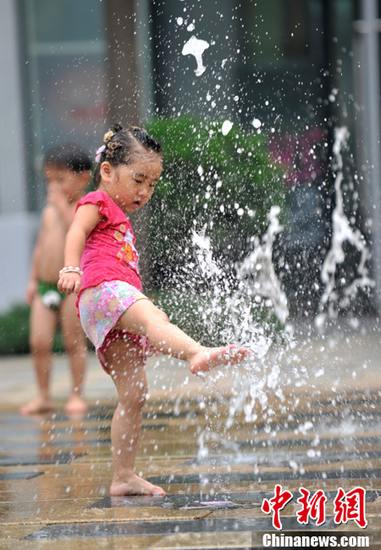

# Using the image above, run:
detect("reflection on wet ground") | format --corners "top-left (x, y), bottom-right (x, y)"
top-left (0, 386), bottom-right (380, 549)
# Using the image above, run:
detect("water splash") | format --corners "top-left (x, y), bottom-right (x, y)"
top-left (188, 206), bottom-right (292, 460)
top-left (182, 36), bottom-right (210, 76)
top-left (163, 128), bottom-right (372, 466)
top-left (221, 120), bottom-right (233, 136)
top-left (190, 205), bottom-right (289, 356)
top-left (315, 127), bottom-right (374, 328)
top-left (236, 206), bottom-right (289, 325)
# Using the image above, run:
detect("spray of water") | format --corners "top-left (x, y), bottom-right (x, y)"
top-left (176, 127), bottom-right (372, 466)
top-left (183, 205), bottom-right (292, 461)
top-left (235, 205), bottom-right (289, 325)
top-left (182, 35), bottom-right (210, 77)
top-left (315, 127), bottom-right (374, 328)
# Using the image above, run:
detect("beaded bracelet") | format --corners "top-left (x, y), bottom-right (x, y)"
top-left (59, 266), bottom-right (83, 276)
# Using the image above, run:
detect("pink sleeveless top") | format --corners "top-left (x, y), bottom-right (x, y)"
top-left (77, 190), bottom-right (142, 293)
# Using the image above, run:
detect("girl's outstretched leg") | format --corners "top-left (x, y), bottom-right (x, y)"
top-left (102, 337), bottom-right (165, 496)
top-left (116, 299), bottom-right (251, 374)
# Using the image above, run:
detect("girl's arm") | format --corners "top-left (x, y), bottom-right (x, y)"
top-left (58, 204), bottom-right (100, 294)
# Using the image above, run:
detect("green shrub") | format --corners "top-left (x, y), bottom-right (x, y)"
top-left (145, 116), bottom-right (286, 287)
top-left (0, 303), bottom-right (65, 355)
top-left (0, 304), bottom-right (30, 354)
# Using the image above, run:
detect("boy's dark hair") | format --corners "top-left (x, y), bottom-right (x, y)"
top-left (93, 123), bottom-right (162, 184)
top-left (44, 143), bottom-right (92, 173)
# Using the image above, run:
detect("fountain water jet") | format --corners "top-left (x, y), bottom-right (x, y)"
top-left (315, 127), bottom-right (374, 328)
top-left (160, 127), bottom-right (373, 470)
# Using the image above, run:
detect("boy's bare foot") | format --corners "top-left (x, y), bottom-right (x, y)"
top-left (110, 474), bottom-right (166, 496)
top-left (20, 397), bottom-right (54, 416)
top-left (65, 395), bottom-right (88, 415)
top-left (189, 344), bottom-right (251, 375)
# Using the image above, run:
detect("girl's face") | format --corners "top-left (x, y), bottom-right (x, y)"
top-left (100, 156), bottom-right (162, 212)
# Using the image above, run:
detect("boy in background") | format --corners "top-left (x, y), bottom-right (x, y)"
top-left (21, 144), bottom-right (92, 415)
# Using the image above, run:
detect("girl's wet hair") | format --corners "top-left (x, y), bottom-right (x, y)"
top-left (97, 124), bottom-right (161, 163)
top-left (93, 123), bottom-right (162, 184)
top-left (45, 143), bottom-right (92, 173)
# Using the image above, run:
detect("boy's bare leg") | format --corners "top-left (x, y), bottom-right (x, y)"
top-left (117, 299), bottom-right (251, 374)
top-left (20, 296), bottom-right (56, 415)
top-left (102, 338), bottom-right (165, 496)
top-left (61, 294), bottom-right (88, 414)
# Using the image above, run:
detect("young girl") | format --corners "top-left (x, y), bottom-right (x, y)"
top-left (58, 124), bottom-right (250, 496)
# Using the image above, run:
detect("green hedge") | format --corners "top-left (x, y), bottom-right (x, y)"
top-left (0, 304), bottom-right (29, 354)
top-left (0, 304), bottom-right (65, 355)
top-left (145, 116), bottom-right (285, 287)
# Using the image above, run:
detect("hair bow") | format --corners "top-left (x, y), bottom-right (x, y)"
top-left (95, 144), bottom-right (106, 163)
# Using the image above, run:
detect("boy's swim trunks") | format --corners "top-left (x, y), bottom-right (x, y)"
top-left (38, 280), bottom-right (65, 310)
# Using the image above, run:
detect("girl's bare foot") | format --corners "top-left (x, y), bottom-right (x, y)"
top-left (65, 395), bottom-right (88, 415)
top-left (110, 474), bottom-right (166, 496)
top-left (189, 344), bottom-right (251, 375)
top-left (20, 397), bottom-right (54, 416)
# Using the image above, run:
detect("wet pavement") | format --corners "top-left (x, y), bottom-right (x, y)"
top-left (1, 321), bottom-right (381, 548)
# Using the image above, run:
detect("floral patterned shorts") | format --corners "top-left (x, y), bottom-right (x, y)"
top-left (78, 280), bottom-right (148, 372)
